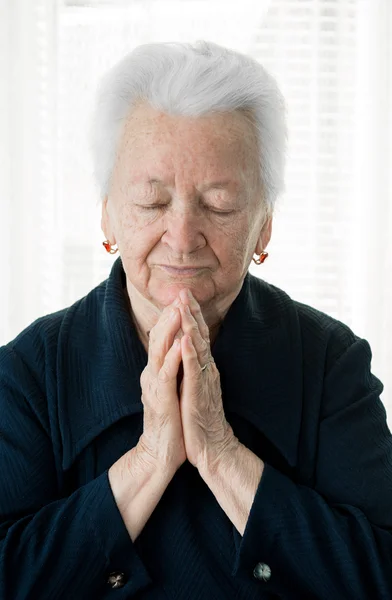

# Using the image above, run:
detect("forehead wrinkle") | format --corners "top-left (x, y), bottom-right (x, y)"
top-left (114, 106), bottom-right (258, 200)
top-left (120, 103), bottom-right (256, 157)
top-left (148, 178), bottom-right (241, 193)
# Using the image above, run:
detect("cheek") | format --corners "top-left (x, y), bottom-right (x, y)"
top-left (116, 205), bottom-right (163, 259)
top-left (212, 217), bottom-right (251, 261)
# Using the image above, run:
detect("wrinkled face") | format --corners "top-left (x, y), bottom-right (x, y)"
top-left (102, 103), bottom-right (272, 315)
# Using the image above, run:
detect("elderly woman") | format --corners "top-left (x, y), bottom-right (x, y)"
top-left (1, 41), bottom-right (391, 600)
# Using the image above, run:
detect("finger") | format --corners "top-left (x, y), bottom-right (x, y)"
top-left (180, 289), bottom-right (210, 343)
top-left (148, 304), bottom-right (180, 372)
top-left (179, 303), bottom-right (210, 368)
top-left (148, 303), bottom-right (181, 375)
top-left (158, 338), bottom-right (182, 386)
top-left (181, 334), bottom-right (201, 379)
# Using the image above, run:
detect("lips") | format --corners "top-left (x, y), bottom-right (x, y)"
top-left (159, 265), bottom-right (205, 276)
top-left (162, 265), bottom-right (204, 269)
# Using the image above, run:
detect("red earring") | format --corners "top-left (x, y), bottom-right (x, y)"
top-left (102, 240), bottom-right (118, 255)
top-left (252, 251), bottom-right (268, 265)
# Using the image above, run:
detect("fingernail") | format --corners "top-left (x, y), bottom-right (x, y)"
top-left (170, 308), bottom-right (177, 319)
top-left (174, 297), bottom-right (181, 307)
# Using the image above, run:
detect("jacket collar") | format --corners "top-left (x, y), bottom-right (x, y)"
top-left (59, 258), bottom-right (303, 471)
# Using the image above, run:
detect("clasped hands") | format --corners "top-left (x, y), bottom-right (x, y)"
top-left (139, 288), bottom-right (238, 475)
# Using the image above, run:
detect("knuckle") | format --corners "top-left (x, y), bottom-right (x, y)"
top-left (158, 365), bottom-right (171, 384)
top-left (140, 368), bottom-right (149, 387)
top-left (149, 346), bottom-right (159, 364)
top-left (202, 326), bottom-right (210, 340)
top-left (200, 343), bottom-right (210, 361)
top-left (190, 321), bottom-right (199, 334)
top-left (140, 383), bottom-right (153, 406)
top-left (140, 369), bottom-right (157, 399)
top-left (212, 367), bottom-right (220, 384)
top-left (149, 327), bottom-right (157, 344)
top-left (201, 337), bottom-right (209, 350)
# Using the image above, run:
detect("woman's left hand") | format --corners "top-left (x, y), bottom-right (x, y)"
top-left (177, 289), bottom-right (237, 471)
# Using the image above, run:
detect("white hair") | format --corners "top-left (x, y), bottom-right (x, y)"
top-left (89, 40), bottom-right (287, 215)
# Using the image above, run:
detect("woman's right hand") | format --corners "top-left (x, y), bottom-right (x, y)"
top-left (137, 299), bottom-right (186, 473)
top-left (108, 299), bottom-right (185, 541)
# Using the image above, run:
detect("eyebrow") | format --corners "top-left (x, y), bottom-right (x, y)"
top-left (148, 178), bottom-right (233, 192)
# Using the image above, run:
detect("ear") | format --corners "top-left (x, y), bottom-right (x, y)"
top-left (101, 195), bottom-right (116, 244)
top-left (255, 216), bottom-right (273, 255)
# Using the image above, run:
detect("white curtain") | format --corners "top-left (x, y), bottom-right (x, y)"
top-left (1, 0), bottom-right (391, 419)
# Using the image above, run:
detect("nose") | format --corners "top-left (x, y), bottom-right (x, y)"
top-left (161, 206), bottom-right (206, 256)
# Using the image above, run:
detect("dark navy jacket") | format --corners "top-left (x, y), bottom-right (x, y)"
top-left (0, 257), bottom-right (391, 599)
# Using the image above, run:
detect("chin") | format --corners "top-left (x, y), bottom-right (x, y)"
top-left (150, 279), bottom-right (211, 308)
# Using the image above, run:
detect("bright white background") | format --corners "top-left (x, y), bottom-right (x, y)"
top-left (1, 0), bottom-right (391, 420)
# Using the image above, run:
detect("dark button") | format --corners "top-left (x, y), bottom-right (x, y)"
top-left (253, 562), bottom-right (272, 582)
top-left (107, 571), bottom-right (126, 589)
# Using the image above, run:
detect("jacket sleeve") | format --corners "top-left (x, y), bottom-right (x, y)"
top-left (0, 345), bottom-right (152, 600)
top-left (232, 335), bottom-right (392, 599)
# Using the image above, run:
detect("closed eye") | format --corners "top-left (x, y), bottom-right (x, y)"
top-left (137, 204), bottom-right (235, 215)
top-left (137, 205), bottom-right (165, 210)
top-left (202, 203), bottom-right (236, 215)
top-left (207, 208), bottom-right (235, 215)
